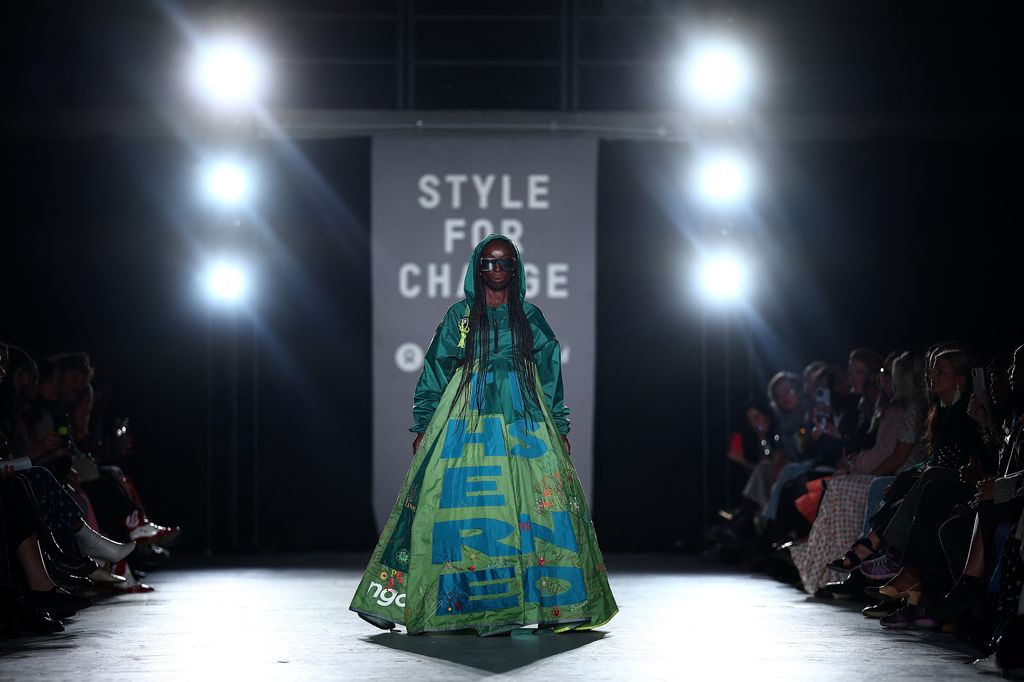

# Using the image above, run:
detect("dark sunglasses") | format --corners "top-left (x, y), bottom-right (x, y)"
top-left (479, 257), bottom-right (516, 272)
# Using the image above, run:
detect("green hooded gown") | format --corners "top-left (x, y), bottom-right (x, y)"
top-left (350, 235), bottom-right (618, 636)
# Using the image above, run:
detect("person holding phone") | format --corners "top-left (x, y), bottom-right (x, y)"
top-left (350, 235), bottom-right (617, 636)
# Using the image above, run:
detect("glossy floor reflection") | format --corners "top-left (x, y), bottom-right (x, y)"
top-left (0, 553), bottom-right (986, 681)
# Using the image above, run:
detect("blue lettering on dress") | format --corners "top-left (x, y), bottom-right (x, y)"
top-left (442, 417), bottom-right (505, 459)
top-left (507, 372), bottom-right (525, 411)
top-left (519, 512), bottom-right (578, 554)
top-left (436, 567), bottom-right (519, 615)
top-left (440, 466), bottom-right (506, 508)
top-left (432, 518), bottom-right (519, 563)
top-left (508, 420), bottom-right (548, 459)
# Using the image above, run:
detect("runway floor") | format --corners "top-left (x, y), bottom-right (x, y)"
top-left (0, 553), bottom-right (988, 681)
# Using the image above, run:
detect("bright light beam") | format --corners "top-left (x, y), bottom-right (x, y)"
top-left (201, 159), bottom-right (253, 207)
top-left (696, 251), bottom-right (749, 304)
top-left (692, 151), bottom-right (754, 208)
top-left (201, 259), bottom-right (251, 305)
top-left (681, 37), bottom-right (756, 112)
top-left (190, 36), bottom-right (268, 110)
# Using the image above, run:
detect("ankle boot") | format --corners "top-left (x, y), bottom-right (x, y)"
top-left (927, 576), bottom-right (986, 622)
top-left (74, 524), bottom-right (136, 563)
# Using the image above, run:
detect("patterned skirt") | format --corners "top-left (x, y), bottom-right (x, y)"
top-left (790, 473), bottom-right (876, 595)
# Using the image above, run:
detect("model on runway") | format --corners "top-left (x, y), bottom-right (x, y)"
top-left (350, 234), bottom-right (617, 636)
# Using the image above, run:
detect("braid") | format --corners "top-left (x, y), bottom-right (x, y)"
top-left (450, 277), bottom-right (491, 416)
top-left (449, 245), bottom-right (542, 422)
top-left (507, 281), bottom-right (542, 417)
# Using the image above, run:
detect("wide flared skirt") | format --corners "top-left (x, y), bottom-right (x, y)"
top-left (349, 361), bottom-right (617, 636)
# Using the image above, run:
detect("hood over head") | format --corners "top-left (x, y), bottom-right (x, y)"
top-left (463, 234), bottom-right (527, 304)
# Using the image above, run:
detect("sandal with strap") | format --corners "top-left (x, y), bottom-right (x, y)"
top-left (827, 537), bottom-right (875, 572)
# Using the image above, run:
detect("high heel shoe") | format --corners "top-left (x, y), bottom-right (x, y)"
top-left (872, 582), bottom-right (922, 605)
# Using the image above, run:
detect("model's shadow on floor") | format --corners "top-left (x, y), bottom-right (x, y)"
top-left (366, 629), bottom-right (607, 674)
top-left (0, 633), bottom-right (79, 657)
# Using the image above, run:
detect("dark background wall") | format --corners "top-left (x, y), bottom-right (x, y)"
top-left (1, 1), bottom-right (1020, 553)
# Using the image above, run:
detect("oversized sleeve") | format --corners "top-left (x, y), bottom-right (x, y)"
top-left (410, 305), bottom-right (464, 433)
top-left (527, 305), bottom-right (571, 435)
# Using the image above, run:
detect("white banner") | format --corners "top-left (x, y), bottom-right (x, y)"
top-left (370, 136), bottom-right (597, 530)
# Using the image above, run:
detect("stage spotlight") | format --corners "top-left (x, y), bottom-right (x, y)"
top-left (201, 159), bottom-right (252, 207)
top-left (692, 151), bottom-right (753, 208)
top-left (190, 36), bottom-right (268, 109)
top-left (696, 251), bottom-right (748, 304)
top-left (681, 37), bottom-right (755, 112)
top-left (201, 259), bottom-right (250, 305)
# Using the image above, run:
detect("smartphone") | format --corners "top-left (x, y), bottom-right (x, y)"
top-left (814, 387), bottom-right (831, 428)
top-left (971, 367), bottom-right (987, 400)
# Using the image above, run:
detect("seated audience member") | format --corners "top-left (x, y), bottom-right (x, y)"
top-left (767, 371), bottom-right (806, 462)
top-left (0, 346), bottom-right (136, 568)
top-left (761, 358), bottom-right (869, 537)
top-left (0, 339), bottom-right (180, 635)
top-left (791, 352), bottom-right (926, 594)
top-left (720, 399), bottom-right (788, 541)
top-left (933, 345), bottom-right (1024, 671)
top-left (70, 380), bottom-right (178, 546)
top-left (846, 348), bottom-right (885, 452)
top-left (802, 361), bottom-right (827, 404)
top-left (824, 345), bottom-right (956, 599)
top-left (860, 349), bottom-right (993, 628)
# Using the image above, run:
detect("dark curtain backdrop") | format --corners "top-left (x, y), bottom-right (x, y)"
top-left (1, 133), bottom-right (1017, 552)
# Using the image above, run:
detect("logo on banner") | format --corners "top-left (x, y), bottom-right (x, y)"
top-left (395, 343), bottom-right (424, 372)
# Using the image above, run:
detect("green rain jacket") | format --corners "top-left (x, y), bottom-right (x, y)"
top-left (410, 234), bottom-right (571, 436)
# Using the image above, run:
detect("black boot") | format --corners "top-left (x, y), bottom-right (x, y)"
top-left (926, 575), bottom-right (986, 622)
top-left (1, 593), bottom-right (64, 637)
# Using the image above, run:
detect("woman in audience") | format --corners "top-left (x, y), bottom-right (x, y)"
top-left (802, 361), bottom-right (827, 404)
top-left (932, 346), bottom-right (1024, 668)
top-left (790, 352), bottom-right (929, 594)
top-left (761, 360), bottom-right (866, 539)
top-left (0, 347), bottom-right (137, 572)
top-left (827, 346), bottom-right (956, 587)
top-left (813, 352), bottom-right (929, 588)
top-left (767, 371), bottom-right (806, 461)
top-left (721, 399), bottom-right (788, 540)
top-left (862, 349), bottom-right (993, 628)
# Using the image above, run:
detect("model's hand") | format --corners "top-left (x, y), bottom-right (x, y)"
top-left (561, 435), bottom-right (571, 455)
top-left (412, 433), bottom-right (424, 455)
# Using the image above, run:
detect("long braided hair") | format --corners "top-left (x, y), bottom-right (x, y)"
top-left (451, 238), bottom-right (543, 421)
